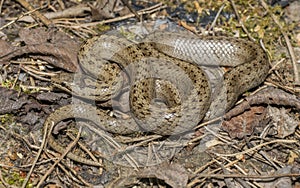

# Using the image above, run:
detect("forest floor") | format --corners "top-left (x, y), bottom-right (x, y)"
top-left (0, 0), bottom-right (299, 187)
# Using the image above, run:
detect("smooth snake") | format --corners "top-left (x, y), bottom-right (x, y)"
top-left (45, 31), bottom-right (270, 166)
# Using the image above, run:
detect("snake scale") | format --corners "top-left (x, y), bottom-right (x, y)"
top-left (45, 31), bottom-right (270, 166)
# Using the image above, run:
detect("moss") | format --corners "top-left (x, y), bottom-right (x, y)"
top-left (96, 24), bottom-right (111, 33)
top-left (1, 79), bottom-right (14, 88)
top-left (1, 114), bottom-right (14, 125)
top-left (1, 170), bottom-right (31, 187)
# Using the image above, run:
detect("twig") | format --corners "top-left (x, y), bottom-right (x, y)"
top-left (265, 81), bottom-right (300, 93)
top-left (11, 66), bottom-right (21, 89)
top-left (22, 64), bottom-right (56, 77)
top-left (19, 84), bottom-right (52, 91)
top-left (0, 8), bottom-right (39, 31)
top-left (205, 126), bottom-right (231, 144)
top-left (0, 0), bottom-right (4, 14)
top-left (220, 157), bottom-right (257, 187)
top-left (10, 60), bottom-right (48, 65)
top-left (194, 158), bottom-right (219, 174)
top-left (194, 173), bottom-right (300, 179)
top-left (119, 135), bottom-right (162, 154)
top-left (9, 4), bottom-right (90, 23)
top-left (190, 154), bottom-right (300, 187)
top-left (269, 58), bottom-right (286, 72)
top-left (215, 139), bottom-right (297, 157)
top-left (79, 121), bottom-right (140, 170)
top-left (19, 66), bottom-right (52, 82)
top-left (56, 161), bottom-right (92, 186)
top-left (259, 0), bottom-right (300, 85)
top-left (14, 0), bottom-right (52, 27)
top-left (189, 158), bottom-right (241, 187)
top-left (120, 0), bottom-right (141, 21)
top-left (66, 125), bottom-right (101, 162)
top-left (21, 120), bottom-right (50, 188)
top-left (208, 4), bottom-right (225, 31)
top-left (37, 126), bottom-right (83, 187)
top-left (70, 3), bottom-right (166, 29)
top-left (228, 0), bottom-right (255, 42)
top-left (194, 116), bottom-right (222, 130)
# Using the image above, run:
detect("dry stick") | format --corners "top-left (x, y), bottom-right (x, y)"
top-left (56, 161), bottom-right (92, 187)
top-left (228, 0), bottom-right (255, 42)
top-left (66, 126), bottom-right (100, 162)
top-left (15, 0), bottom-right (52, 27)
top-left (12, 4), bottom-right (91, 23)
top-left (0, 8), bottom-right (39, 30)
top-left (0, 0), bottom-right (4, 14)
top-left (196, 158), bottom-right (240, 185)
top-left (215, 159), bottom-right (250, 188)
top-left (19, 85), bottom-right (52, 92)
top-left (186, 171), bottom-right (299, 188)
top-left (37, 126), bottom-right (83, 187)
top-left (117, 134), bottom-right (162, 144)
top-left (258, 125), bottom-right (282, 170)
top-left (265, 81), bottom-right (300, 93)
top-left (268, 58), bottom-right (286, 83)
top-left (0, 125), bottom-right (5, 131)
top-left (120, 0), bottom-right (141, 21)
top-left (41, 150), bottom-right (92, 186)
top-left (194, 159), bottom-right (219, 174)
top-left (189, 158), bottom-right (299, 187)
top-left (259, 0), bottom-right (300, 85)
top-left (194, 173), bottom-right (300, 179)
top-left (21, 122), bottom-right (50, 188)
top-left (215, 139), bottom-right (297, 157)
top-left (79, 121), bottom-right (140, 170)
top-left (194, 116), bottom-right (222, 130)
top-left (260, 39), bottom-right (280, 81)
top-left (11, 66), bottom-right (21, 89)
top-left (71, 3), bottom-right (166, 28)
top-left (22, 64), bottom-right (57, 76)
top-left (11, 60), bottom-right (48, 65)
top-left (19, 66), bottom-right (51, 82)
top-left (220, 157), bottom-right (257, 188)
top-left (118, 135), bottom-right (162, 154)
top-left (208, 4), bottom-right (226, 31)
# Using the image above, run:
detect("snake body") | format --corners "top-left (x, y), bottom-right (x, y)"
top-left (45, 31), bottom-right (269, 165)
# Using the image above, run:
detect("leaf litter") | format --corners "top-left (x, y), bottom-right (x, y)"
top-left (0, 0), bottom-right (299, 187)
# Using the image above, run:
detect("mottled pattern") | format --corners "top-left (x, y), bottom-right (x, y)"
top-left (45, 32), bottom-right (270, 165)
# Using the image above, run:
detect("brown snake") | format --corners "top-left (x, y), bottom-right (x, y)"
top-left (45, 31), bottom-right (270, 166)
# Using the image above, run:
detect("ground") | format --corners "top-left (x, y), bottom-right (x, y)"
top-left (0, 0), bottom-right (299, 187)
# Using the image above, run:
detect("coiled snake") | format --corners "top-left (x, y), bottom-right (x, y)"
top-left (45, 31), bottom-right (270, 166)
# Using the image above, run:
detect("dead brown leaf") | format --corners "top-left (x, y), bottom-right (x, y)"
top-left (0, 39), bottom-right (17, 63)
top-left (222, 106), bottom-right (268, 139)
top-left (0, 28), bottom-right (80, 72)
top-left (0, 86), bottom-right (28, 114)
top-left (267, 107), bottom-right (299, 138)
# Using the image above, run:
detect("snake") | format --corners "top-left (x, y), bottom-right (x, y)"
top-left (45, 31), bottom-right (270, 166)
